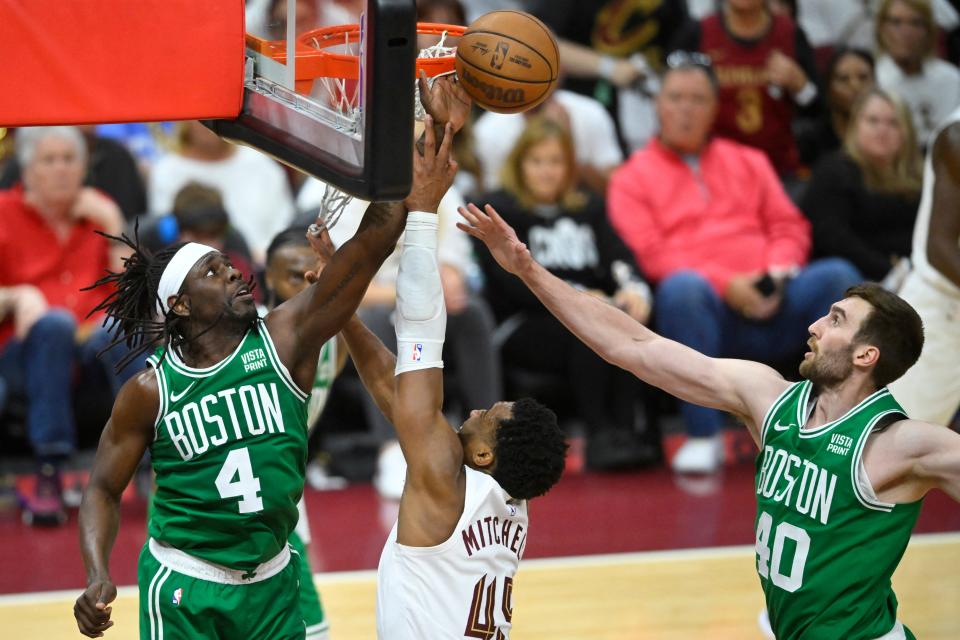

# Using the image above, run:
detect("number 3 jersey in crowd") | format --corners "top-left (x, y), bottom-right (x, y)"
top-left (756, 380), bottom-right (922, 640)
top-left (377, 467), bottom-right (529, 639)
top-left (146, 319), bottom-right (309, 572)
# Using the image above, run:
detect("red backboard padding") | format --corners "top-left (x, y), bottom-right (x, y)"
top-left (0, 0), bottom-right (245, 125)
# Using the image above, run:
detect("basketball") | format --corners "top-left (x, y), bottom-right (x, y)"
top-left (454, 11), bottom-right (559, 114)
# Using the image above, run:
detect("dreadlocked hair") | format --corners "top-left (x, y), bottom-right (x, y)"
top-left (82, 224), bottom-right (187, 372)
top-left (491, 398), bottom-right (568, 500)
top-left (83, 224), bottom-right (257, 373)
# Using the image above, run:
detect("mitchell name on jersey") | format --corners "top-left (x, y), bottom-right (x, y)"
top-left (461, 510), bottom-right (527, 560)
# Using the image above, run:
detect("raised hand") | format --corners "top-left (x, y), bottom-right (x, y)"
top-left (418, 70), bottom-right (472, 134)
top-left (457, 203), bottom-right (534, 276)
top-left (766, 50), bottom-right (807, 95)
top-left (405, 115), bottom-right (457, 213)
top-left (304, 222), bottom-right (336, 284)
top-left (74, 578), bottom-right (117, 638)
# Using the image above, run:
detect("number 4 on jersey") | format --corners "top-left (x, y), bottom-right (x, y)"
top-left (465, 575), bottom-right (513, 640)
top-left (756, 511), bottom-right (810, 592)
top-left (215, 447), bottom-right (264, 513)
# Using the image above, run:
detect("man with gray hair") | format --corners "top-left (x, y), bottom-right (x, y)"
top-left (0, 126), bottom-right (131, 526)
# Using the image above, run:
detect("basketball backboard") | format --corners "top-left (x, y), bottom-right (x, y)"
top-left (205, 0), bottom-right (418, 200)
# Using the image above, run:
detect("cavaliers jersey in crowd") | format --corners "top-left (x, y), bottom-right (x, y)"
top-left (673, 13), bottom-right (820, 176)
top-left (376, 468), bottom-right (528, 639)
top-left (531, 0), bottom-right (689, 106)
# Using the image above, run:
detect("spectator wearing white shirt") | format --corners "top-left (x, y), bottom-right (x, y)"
top-left (875, 0), bottom-right (960, 148)
top-left (148, 121), bottom-right (295, 264)
top-left (796, 0), bottom-right (958, 52)
top-left (473, 90), bottom-right (624, 195)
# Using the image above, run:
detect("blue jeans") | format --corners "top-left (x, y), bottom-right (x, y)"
top-left (653, 259), bottom-right (862, 438)
top-left (0, 310), bottom-right (141, 458)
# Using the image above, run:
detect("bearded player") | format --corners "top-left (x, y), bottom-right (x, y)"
top-left (460, 203), bottom-right (960, 639)
top-left (71, 104), bottom-right (458, 638)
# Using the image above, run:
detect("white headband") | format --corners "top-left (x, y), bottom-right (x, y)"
top-left (156, 243), bottom-right (217, 315)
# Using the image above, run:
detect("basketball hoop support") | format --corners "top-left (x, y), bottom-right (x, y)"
top-left (205, 0), bottom-right (418, 201)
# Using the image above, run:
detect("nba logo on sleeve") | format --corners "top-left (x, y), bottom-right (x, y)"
top-left (172, 587), bottom-right (183, 606)
top-left (412, 343), bottom-right (423, 362)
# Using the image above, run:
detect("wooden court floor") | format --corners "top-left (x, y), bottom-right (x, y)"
top-left (3, 533), bottom-right (956, 639)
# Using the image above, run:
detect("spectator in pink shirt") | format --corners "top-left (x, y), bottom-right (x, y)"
top-left (608, 54), bottom-right (861, 474)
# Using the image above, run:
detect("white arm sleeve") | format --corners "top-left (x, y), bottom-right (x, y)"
top-left (395, 211), bottom-right (446, 375)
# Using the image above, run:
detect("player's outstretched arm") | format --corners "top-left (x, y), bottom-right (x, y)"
top-left (876, 419), bottom-right (960, 503)
top-left (459, 203), bottom-right (789, 440)
top-left (303, 223), bottom-right (400, 423)
top-left (75, 371), bottom-right (157, 638)
top-left (340, 315), bottom-right (399, 422)
top-left (391, 205), bottom-right (465, 545)
top-left (303, 203), bottom-right (461, 499)
top-left (268, 117), bottom-right (456, 391)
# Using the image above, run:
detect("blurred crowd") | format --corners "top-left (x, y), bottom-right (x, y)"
top-left (2, 0), bottom-right (960, 526)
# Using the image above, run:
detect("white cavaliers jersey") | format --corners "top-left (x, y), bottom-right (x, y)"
top-left (909, 105), bottom-right (960, 297)
top-left (376, 467), bottom-right (529, 639)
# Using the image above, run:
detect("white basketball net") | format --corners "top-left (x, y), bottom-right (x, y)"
top-left (313, 30), bottom-right (458, 230)
top-left (317, 182), bottom-right (353, 230)
top-left (304, 30), bottom-right (363, 136)
top-left (415, 31), bottom-right (458, 122)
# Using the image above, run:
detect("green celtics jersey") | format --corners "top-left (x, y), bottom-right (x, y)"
top-left (306, 339), bottom-right (337, 428)
top-left (755, 381), bottom-right (922, 640)
top-left (146, 319), bottom-right (309, 572)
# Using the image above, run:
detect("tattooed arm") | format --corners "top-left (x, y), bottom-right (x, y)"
top-left (268, 118), bottom-right (458, 391)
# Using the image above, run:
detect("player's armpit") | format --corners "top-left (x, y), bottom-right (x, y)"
top-left (865, 419), bottom-right (960, 504)
top-left (392, 372), bottom-right (466, 547)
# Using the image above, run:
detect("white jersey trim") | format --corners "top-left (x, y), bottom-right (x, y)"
top-left (873, 620), bottom-right (907, 640)
top-left (258, 319), bottom-right (311, 402)
top-left (760, 381), bottom-right (802, 447)
top-left (145, 360), bottom-right (166, 442)
top-left (295, 496), bottom-right (312, 544)
top-left (164, 329), bottom-right (251, 378)
top-left (148, 537), bottom-right (291, 585)
top-left (850, 410), bottom-right (902, 512)
top-left (797, 386), bottom-right (891, 438)
top-left (147, 564), bottom-right (171, 640)
top-left (391, 470), bottom-right (522, 558)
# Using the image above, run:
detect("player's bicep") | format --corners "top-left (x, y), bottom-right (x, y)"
top-left (619, 336), bottom-right (784, 419)
top-left (910, 421), bottom-right (960, 502)
top-left (88, 372), bottom-right (157, 499)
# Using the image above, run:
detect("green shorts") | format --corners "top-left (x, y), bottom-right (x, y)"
top-left (138, 540), bottom-right (305, 640)
top-left (287, 530), bottom-right (328, 639)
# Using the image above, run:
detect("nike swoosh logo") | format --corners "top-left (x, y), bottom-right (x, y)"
top-left (772, 421), bottom-right (795, 432)
top-left (170, 382), bottom-right (197, 403)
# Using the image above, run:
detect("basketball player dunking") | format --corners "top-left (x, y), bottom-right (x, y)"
top-left (305, 186), bottom-right (567, 639)
top-left (460, 204), bottom-right (960, 639)
top-left (72, 103), bottom-right (459, 637)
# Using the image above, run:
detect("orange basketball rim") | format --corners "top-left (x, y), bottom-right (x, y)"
top-left (245, 23), bottom-right (466, 95)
